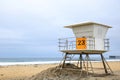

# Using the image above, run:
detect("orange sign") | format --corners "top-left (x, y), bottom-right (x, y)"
top-left (76, 38), bottom-right (87, 49)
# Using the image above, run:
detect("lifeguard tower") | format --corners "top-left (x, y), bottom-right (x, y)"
top-left (59, 22), bottom-right (113, 75)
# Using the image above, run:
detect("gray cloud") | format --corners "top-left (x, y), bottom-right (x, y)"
top-left (0, 0), bottom-right (120, 57)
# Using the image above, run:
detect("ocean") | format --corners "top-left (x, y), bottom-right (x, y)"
top-left (0, 57), bottom-right (120, 66)
top-left (0, 58), bottom-right (62, 66)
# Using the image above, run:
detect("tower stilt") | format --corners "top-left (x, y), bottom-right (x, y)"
top-left (101, 54), bottom-right (108, 74)
top-left (62, 53), bottom-right (68, 68)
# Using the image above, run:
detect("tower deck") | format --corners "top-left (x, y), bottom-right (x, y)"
top-left (60, 50), bottom-right (107, 54)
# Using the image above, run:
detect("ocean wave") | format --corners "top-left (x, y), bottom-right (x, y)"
top-left (0, 61), bottom-right (60, 66)
top-left (0, 59), bottom-right (120, 66)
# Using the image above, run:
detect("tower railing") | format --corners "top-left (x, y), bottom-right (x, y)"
top-left (58, 37), bottom-right (109, 51)
top-left (104, 39), bottom-right (110, 51)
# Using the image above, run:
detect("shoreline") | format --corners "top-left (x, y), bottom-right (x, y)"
top-left (0, 61), bottom-right (60, 66)
top-left (0, 60), bottom-right (120, 66)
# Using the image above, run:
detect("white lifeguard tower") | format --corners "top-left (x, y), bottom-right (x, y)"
top-left (59, 22), bottom-right (113, 75)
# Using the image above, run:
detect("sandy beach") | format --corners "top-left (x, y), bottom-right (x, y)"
top-left (0, 61), bottom-right (120, 80)
top-left (0, 64), bottom-right (57, 80)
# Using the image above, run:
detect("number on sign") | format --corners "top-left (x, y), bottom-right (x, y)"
top-left (77, 40), bottom-right (85, 45)
top-left (76, 38), bottom-right (87, 49)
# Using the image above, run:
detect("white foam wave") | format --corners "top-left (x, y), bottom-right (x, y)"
top-left (0, 61), bottom-right (60, 66)
top-left (0, 59), bottom-right (120, 66)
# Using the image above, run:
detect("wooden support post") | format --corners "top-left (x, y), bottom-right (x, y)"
top-left (62, 53), bottom-right (68, 68)
top-left (103, 56), bottom-right (113, 73)
top-left (86, 54), bottom-right (89, 76)
top-left (80, 54), bottom-right (82, 69)
top-left (100, 54), bottom-right (108, 74)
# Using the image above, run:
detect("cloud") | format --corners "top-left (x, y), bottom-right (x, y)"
top-left (0, 28), bottom-right (24, 39)
top-left (0, 0), bottom-right (120, 57)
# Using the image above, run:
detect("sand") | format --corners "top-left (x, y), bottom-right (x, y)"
top-left (0, 64), bottom-right (57, 80)
top-left (0, 61), bottom-right (120, 80)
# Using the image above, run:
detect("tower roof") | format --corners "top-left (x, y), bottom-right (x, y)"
top-left (64, 22), bottom-right (112, 28)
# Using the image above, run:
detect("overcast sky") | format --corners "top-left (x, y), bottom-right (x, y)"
top-left (0, 0), bottom-right (120, 58)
